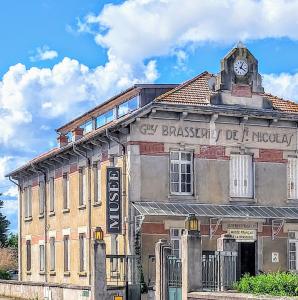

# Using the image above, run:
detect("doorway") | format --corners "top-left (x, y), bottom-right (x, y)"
top-left (237, 242), bottom-right (256, 279)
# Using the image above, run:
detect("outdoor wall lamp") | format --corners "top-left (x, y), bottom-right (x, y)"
top-left (94, 227), bottom-right (104, 242)
top-left (186, 213), bottom-right (200, 232)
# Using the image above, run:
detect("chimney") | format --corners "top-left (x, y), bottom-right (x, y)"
top-left (73, 127), bottom-right (84, 141)
top-left (57, 134), bottom-right (68, 148)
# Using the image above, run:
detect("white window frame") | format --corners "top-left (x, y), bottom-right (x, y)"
top-left (93, 162), bottom-right (101, 204)
top-left (288, 231), bottom-right (298, 272)
top-left (79, 167), bottom-right (87, 206)
top-left (39, 241), bottom-right (45, 272)
top-left (287, 157), bottom-right (298, 200)
top-left (229, 154), bottom-right (254, 198)
top-left (170, 151), bottom-right (193, 195)
top-left (24, 186), bottom-right (32, 218)
top-left (170, 228), bottom-right (184, 258)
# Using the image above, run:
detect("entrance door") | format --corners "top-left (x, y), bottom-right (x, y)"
top-left (238, 242), bottom-right (256, 279)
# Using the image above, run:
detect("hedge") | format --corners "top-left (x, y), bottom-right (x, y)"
top-left (234, 272), bottom-right (298, 297)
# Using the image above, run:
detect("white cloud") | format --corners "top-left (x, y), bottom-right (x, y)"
top-left (79, 0), bottom-right (298, 66)
top-left (3, 186), bottom-right (18, 197)
top-left (30, 46), bottom-right (58, 62)
top-left (263, 73), bottom-right (298, 101)
top-left (2, 199), bottom-right (18, 216)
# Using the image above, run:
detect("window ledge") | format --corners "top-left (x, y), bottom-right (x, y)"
top-left (229, 197), bottom-right (256, 203)
top-left (49, 212), bottom-right (55, 217)
top-left (287, 199), bottom-right (298, 205)
top-left (64, 271), bottom-right (71, 277)
top-left (49, 271), bottom-right (56, 276)
top-left (38, 214), bottom-right (44, 219)
top-left (168, 194), bottom-right (197, 201)
top-left (62, 208), bottom-right (70, 214)
top-left (93, 202), bottom-right (102, 207)
top-left (78, 271), bottom-right (87, 277)
top-left (39, 271), bottom-right (45, 275)
top-left (24, 217), bottom-right (33, 222)
top-left (26, 271), bottom-right (32, 275)
top-left (78, 204), bottom-right (86, 210)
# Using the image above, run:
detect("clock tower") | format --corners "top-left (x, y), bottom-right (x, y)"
top-left (215, 41), bottom-right (264, 94)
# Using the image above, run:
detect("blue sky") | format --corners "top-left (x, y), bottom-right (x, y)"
top-left (1, 0), bottom-right (298, 232)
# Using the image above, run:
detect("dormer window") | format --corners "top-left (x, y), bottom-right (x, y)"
top-left (96, 109), bottom-right (115, 128)
top-left (80, 119), bottom-right (93, 134)
top-left (118, 96), bottom-right (139, 118)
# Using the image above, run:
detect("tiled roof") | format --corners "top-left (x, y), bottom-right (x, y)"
top-left (155, 71), bottom-right (298, 113)
top-left (155, 71), bottom-right (215, 105)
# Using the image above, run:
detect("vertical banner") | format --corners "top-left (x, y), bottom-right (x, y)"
top-left (106, 167), bottom-right (122, 234)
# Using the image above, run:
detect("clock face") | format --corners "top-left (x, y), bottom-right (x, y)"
top-left (234, 59), bottom-right (248, 76)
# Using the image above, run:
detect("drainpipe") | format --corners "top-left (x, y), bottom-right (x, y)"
top-left (9, 176), bottom-right (22, 281)
top-left (31, 163), bottom-right (48, 283)
top-left (73, 144), bottom-right (92, 286)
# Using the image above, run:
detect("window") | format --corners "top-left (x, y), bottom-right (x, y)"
top-left (230, 154), bottom-right (253, 198)
top-left (63, 235), bottom-right (70, 272)
top-left (39, 244), bottom-right (45, 272)
top-left (79, 168), bottom-right (87, 206)
top-left (96, 109), bottom-right (115, 128)
top-left (26, 240), bottom-right (31, 272)
top-left (289, 231), bottom-right (298, 271)
top-left (80, 119), bottom-right (93, 134)
top-left (50, 237), bottom-right (55, 271)
top-left (39, 181), bottom-right (45, 215)
top-left (66, 131), bottom-right (73, 142)
top-left (24, 186), bottom-right (32, 218)
top-left (79, 233), bottom-right (86, 272)
top-left (170, 151), bottom-right (193, 194)
top-left (93, 163), bottom-right (101, 204)
top-left (288, 157), bottom-right (298, 200)
top-left (63, 173), bottom-right (70, 210)
top-left (49, 177), bottom-right (55, 213)
top-left (170, 229), bottom-right (184, 258)
top-left (118, 96), bottom-right (139, 117)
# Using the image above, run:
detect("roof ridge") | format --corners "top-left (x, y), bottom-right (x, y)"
top-left (155, 71), bottom-right (213, 102)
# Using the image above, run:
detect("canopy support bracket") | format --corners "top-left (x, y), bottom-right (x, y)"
top-left (272, 219), bottom-right (285, 240)
top-left (209, 218), bottom-right (222, 239)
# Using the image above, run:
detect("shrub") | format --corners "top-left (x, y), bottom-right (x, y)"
top-left (0, 269), bottom-right (12, 280)
top-left (234, 272), bottom-right (298, 297)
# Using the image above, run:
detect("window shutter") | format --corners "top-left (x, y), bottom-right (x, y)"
top-left (288, 158), bottom-right (298, 199)
top-left (63, 174), bottom-right (68, 209)
top-left (24, 188), bottom-right (28, 218)
top-left (49, 178), bottom-right (55, 212)
top-left (230, 154), bottom-right (253, 198)
top-left (39, 181), bottom-right (45, 215)
top-left (28, 186), bottom-right (32, 217)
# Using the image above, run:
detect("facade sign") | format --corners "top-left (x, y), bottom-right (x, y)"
top-left (272, 252), bottom-right (279, 263)
top-left (106, 167), bottom-right (122, 234)
top-left (228, 229), bottom-right (257, 242)
top-left (226, 223), bottom-right (258, 230)
top-left (132, 119), bottom-right (296, 150)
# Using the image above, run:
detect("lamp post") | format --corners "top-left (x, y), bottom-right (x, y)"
top-left (93, 226), bottom-right (107, 300)
top-left (185, 213), bottom-right (200, 234)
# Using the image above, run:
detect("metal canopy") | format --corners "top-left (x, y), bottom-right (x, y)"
top-left (132, 202), bottom-right (298, 220)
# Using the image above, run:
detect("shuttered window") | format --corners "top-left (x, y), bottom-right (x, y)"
top-left (170, 151), bottom-right (193, 195)
top-left (50, 237), bottom-right (55, 271)
top-left (79, 168), bottom-right (87, 206)
top-left (288, 158), bottom-right (298, 200)
top-left (79, 233), bottom-right (86, 272)
top-left (93, 163), bottom-right (101, 204)
top-left (288, 231), bottom-right (298, 271)
top-left (26, 240), bottom-right (31, 271)
top-left (63, 235), bottom-right (70, 272)
top-left (24, 186), bottom-right (32, 218)
top-left (49, 178), bottom-right (55, 212)
top-left (230, 154), bottom-right (253, 198)
top-left (63, 173), bottom-right (70, 210)
top-left (39, 181), bottom-right (45, 215)
top-left (39, 244), bottom-right (45, 272)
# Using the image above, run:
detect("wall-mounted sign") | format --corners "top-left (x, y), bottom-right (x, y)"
top-left (228, 229), bottom-right (256, 242)
top-left (227, 223), bottom-right (258, 230)
top-left (272, 252), bottom-right (279, 263)
top-left (106, 167), bottom-right (122, 234)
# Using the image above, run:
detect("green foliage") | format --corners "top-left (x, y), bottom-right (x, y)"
top-left (0, 269), bottom-right (12, 280)
top-left (0, 200), bottom-right (10, 246)
top-left (6, 233), bottom-right (18, 249)
top-left (234, 272), bottom-right (298, 297)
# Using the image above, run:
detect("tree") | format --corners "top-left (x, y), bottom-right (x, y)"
top-left (0, 200), bottom-right (10, 246)
top-left (6, 233), bottom-right (18, 249)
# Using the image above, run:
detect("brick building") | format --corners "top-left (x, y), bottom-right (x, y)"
top-left (7, 43), bottom-right (298, 295)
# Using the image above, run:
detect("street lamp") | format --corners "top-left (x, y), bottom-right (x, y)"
top-left (185, 213), bottom-right (200, 233)
top-left (94, 227), bottom-right (104, 242)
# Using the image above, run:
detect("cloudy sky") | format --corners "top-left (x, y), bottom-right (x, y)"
top-left (1, 0), bottom-right (298, 231)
